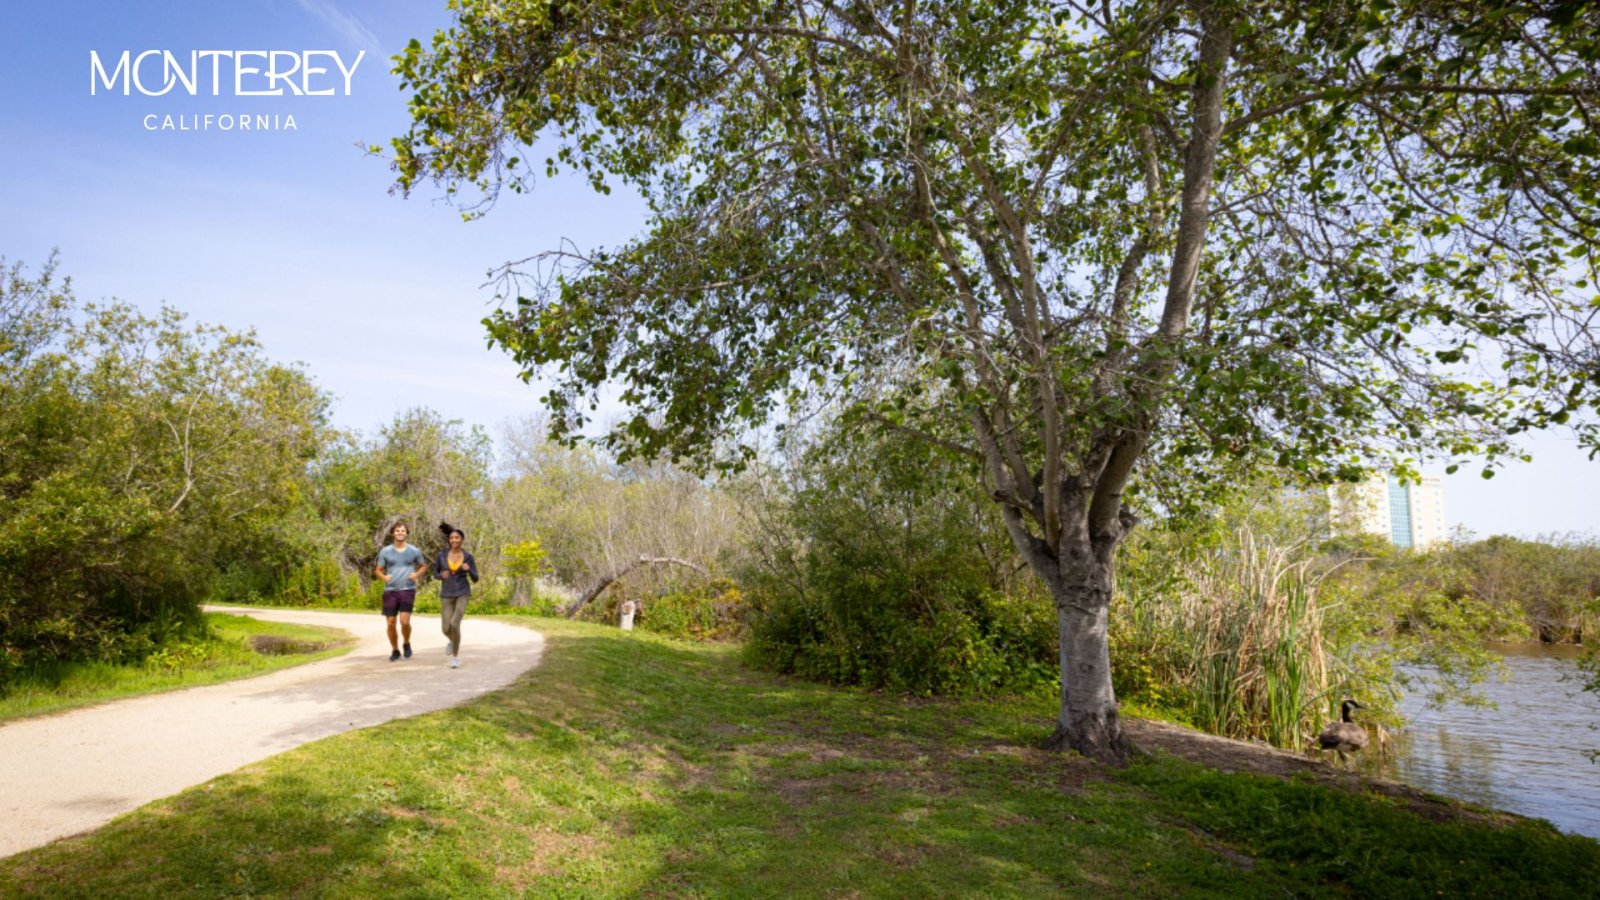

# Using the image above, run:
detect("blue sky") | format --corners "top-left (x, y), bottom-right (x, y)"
top-left (1, 1), bottom-right (646, 426)
top-left (1, 1), bottom-right (1593, 539)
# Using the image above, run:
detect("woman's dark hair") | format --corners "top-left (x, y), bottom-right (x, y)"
top-left (439, 521), bottom-right (465, 540)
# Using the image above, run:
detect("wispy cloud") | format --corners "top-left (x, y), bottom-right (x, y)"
top-left (296, 0), bottom-right (383, 57)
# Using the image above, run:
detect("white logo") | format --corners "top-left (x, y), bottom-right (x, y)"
top-left (90, 50), bottom-right (365, 97)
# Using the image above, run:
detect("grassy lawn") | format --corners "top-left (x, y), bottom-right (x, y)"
top-left (1, 617), bottom-right (1595, 898)
top-left (0, 612), bottom-right (352, 722)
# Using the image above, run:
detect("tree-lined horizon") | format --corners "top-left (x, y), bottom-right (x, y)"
top-left (392, 0), bottom-right (1600, 761)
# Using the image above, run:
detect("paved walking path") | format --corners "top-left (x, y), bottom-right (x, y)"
top-left (0, 606), bottom-right (544, 858)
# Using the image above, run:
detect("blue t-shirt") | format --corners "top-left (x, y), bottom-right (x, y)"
top-left (378, 544), bottom-right (426, 591)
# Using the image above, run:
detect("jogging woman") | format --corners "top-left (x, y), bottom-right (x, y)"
top-left (434, 521), bottom-right (479, 669)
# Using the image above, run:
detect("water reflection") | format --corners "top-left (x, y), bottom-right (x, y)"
top-left (1377, 644), bottom-right (1600, 839)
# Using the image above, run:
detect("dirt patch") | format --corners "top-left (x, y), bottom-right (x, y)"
top-left (495, 824), bottom-right (606, 890)
top-left (970, 741), bottom-right (1105, 793)
top-left (379, 804), bottom-right (445, 823)
top-left (761, 741), bottom-right (849, 761)
top-left (1125, 719), bottom-right (1324, 779)
top-left (875, 842), bottom-right (931, 869)
top-left (1123, 717), bottom-right (1524, 829)
top-left (771, 777), bottom-right (829, 806)
top-left (247, 634), bottom-right (335, 655)
top-left (768, 767), bottom-right (934, 808)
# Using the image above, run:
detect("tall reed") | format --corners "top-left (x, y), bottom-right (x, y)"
top-left (1115, 526), bottom-right (1341, 749)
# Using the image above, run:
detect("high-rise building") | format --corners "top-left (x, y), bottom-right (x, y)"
top-left (1329, 475), bottom-right (1446, 549)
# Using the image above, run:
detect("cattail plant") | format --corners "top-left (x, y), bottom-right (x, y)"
top-left (1115, 525), bottom-right (1355, 749)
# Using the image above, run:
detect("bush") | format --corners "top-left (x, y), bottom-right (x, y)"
top-left (748, 562), bottom-right (1055, 697)
top-left (441, 575), bottom-right (571, 618)
top-left (623, 578), bottom-right (749, 642)
top-left (0, 258), bottom-right (329, 682)
top-left (233, 560), bottom-right (376, 609)
top-left (740, 418), bottom-right (1057, 697)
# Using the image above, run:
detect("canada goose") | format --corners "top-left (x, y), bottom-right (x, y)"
top-left (1318, 699), bottom-right (1369, 765)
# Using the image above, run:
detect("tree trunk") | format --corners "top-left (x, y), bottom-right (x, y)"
top-left (1041, 549), bottom-right (1133, 764)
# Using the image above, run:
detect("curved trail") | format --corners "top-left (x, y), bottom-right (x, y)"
top-left (0, 606), bottom-right (544, 858)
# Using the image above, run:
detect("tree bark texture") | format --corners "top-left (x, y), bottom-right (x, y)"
top-left (1041, 549), bottom-right (1132, 763)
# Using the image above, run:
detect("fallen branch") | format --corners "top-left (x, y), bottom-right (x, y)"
top-left (563, 557), bottom-right (710, 618)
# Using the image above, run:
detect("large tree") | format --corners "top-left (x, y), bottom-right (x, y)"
top-left (390, 0), bottom-right (1600, 760)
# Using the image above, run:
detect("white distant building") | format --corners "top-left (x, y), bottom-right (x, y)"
top-left (1329, 475), bottom-right (1446, 549)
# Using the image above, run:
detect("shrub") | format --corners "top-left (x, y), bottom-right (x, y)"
top-left (747, 550), bottom-right (1057, 697)
top-left (247, 560), bottom-right (375, 609)
top-left (740, 418), bottom-right (1057, 697)
top-left (0, 259), bottom-right (329, 680)
top-left (623, 578), bottom-right (749, 642)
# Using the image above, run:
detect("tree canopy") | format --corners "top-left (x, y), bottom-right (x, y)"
top-left (391, 0), bottom-right (1600, 760)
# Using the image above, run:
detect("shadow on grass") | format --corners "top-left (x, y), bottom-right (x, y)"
top-left (456, 628), bottom-right (1600, 898)
top-left (450, 630), bottom-right (1275, 897)
top-left (0, 768), bottom-right (429, 898)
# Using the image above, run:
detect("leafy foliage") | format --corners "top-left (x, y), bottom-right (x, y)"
top-left (243, 412), bottom-right (738, 621)
top-left (483, 415), bottom-right (740, 606)
top-left (1446, 534), bottom-right (1600, 642)
top-left (390, 0), bottom-right (1600, 756)
top-left (0, 258), bottom-right (329, 680)
top-left (623, 577), bottom-right (750, 642)
top-left (741, 420), bottom-right (1057, 696)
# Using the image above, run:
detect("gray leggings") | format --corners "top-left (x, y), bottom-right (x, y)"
top-left (441, 595), bottom-right (467, 653)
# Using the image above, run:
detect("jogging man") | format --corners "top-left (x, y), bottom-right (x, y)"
top-left (375, 522), bottom-right (429, 661)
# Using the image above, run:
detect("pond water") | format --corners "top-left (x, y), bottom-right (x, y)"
top-left (1376, 644), bottom-right (1600, 839)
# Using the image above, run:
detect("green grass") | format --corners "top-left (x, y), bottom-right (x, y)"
top-left (1, 617), bottom-right (1594, 898)
top-left (0, 613), bottom-right (352, 722)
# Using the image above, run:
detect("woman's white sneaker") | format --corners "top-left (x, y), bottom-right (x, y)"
top-left (450, 657), bottom-right (460, 668)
